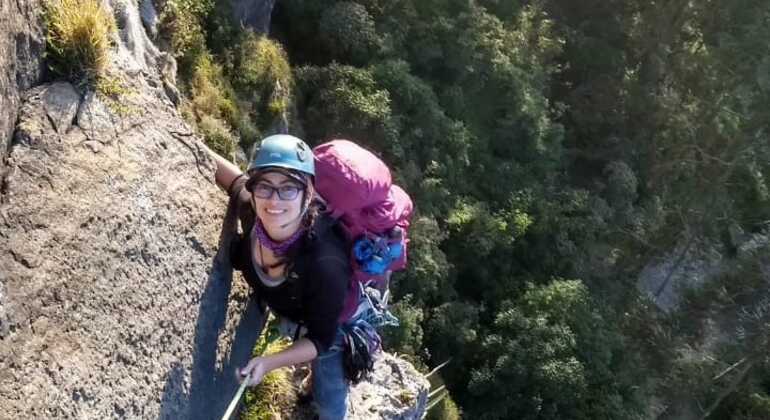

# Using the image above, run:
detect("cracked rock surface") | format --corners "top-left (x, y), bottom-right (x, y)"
top-left (0, 0), bottom-right (45, 170)
top-left (0, 75), bottom-right (262, 419)
top-left (348, 353), bottom-right (429, 419)
top-left (231, 0), bottom-right (276, 33)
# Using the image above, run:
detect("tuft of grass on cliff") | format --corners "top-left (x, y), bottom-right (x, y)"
top-left (44, 0), bottom-right (116, 83)
top-left (239, 318), bottom-right (297, 420)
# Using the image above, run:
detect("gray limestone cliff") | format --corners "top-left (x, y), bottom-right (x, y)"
top-left (0, 0), bottom-right (46, 171)
top-left (230, 0), bottom-right (277, 34)
top-left (0, 74), bottom-right (261, 420)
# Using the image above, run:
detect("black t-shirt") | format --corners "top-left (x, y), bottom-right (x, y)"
top-left (229, 176), bottom-right (351, 354)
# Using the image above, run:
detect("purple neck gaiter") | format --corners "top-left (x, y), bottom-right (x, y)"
top-left (251, 218), bottom-right (305, 256)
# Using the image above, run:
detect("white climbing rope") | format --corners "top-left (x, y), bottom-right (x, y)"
top-left (221, 371), bottom-right (251, 420)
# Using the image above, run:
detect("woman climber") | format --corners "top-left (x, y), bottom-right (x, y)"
top-left (211, 134), bottom-right (352, 420)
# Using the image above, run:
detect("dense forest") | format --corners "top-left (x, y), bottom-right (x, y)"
top-left (151, 0), bottom-right (770, 418)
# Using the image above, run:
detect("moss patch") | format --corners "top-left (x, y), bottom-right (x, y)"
top-left (239, 325), bottom-right (296, 420)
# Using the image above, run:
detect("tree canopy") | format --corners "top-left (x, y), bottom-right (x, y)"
top-left (160, 0), bottom-right (770, 417)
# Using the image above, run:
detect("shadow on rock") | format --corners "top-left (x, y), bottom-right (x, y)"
top-left (158, 258), bottom-right (264, 420)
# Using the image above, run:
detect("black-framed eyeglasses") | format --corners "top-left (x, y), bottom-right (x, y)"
top-left (252, 183), bottom-right (303, 201)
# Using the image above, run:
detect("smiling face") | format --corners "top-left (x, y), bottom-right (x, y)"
top-left (251, 171), bottom-right (306, 240)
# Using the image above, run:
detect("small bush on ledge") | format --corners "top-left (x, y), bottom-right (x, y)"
top-left (197, 115), bottom-right (236, 161)
top-left (44, 0), bottom-right (116, 83)
top-left (235, 33), bottom-right (293, 125)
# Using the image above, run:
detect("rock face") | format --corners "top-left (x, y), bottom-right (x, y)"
top-left (347, 352), bottom-right (430, 419)
top-left (0, 0), bottom-right (45, 170)
top-left (109, 0), bottom-right (164, 75)
top-left (0, 73), bottom-right (262, 418)
top-left (637, 239), bottom-right (724, 312)
top-left (637, 230), bottom-right (770, 313)
top-left (231, 0), bottom-right (277, 34)
top-left (286, 352), bottom-right (430, 420)
top-left (0, 2), bottom-right (262, 414)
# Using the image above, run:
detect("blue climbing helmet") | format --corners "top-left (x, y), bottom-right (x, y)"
top-left (247, 134), bottom-right (315, 179)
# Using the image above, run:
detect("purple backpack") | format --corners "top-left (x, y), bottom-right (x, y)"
top-left (313, 140), bottom-right (413, 321)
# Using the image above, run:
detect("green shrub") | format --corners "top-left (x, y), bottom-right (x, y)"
top-left (382, 295), bottom-right (424, 355)
top-left (182, 44), bottom-right (248, 158)
top-left (603, 161), bottom-right (639, 210)
top-left (197, 115), bottom-right (236, 159)
top-left (96, 74), bottom-right (133, 116)
top-left (319, 2), bottom-right (381, 64)
top-left (741, 393), bottom-right (770, 419)
top-left (235, 32), bottom-right (293, 120)
top-left (295, 63), bottom-right (394, 148)
top-left (234, 110), bottom-right (262, 148)
top-left (44, 0), bottom-right (116, 82)
top-left (158, 0), bottom-right (213, 74)
top-left (395, 216), bottom-right (451, 304)
top-left (190, 52), bottom-right (239, 126)
top-left (240, 369), bottom-right (294, 420)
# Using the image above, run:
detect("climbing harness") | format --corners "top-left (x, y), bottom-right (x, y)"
top-left (341, 320), bottom-right (377, 384)
top-left (340, 282), bottom-right (399, 383)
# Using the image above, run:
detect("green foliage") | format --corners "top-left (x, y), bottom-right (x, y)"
top-left (731, 157), bottom-right (770, 230)
top-left (197, 115), bottom-right (236, 159)
top-left (156, 0), bottom-right (268, 156)
top-left (447, 201), bottom-right (517, 255)
top-left (188, 52), bottom-right (239, 126)
top-left (423, 301), bottom-right (479, 386)
top-left (201, 0), bottom-right (240, 58)
top-left (233, 110), bottom-right (262, 148)
top-left (235, 33), bottom-right (292, 103)
top-left (465, 280), bottom-right (641, 419)
top-left (603, 161), bottom-right (638, 210)
top-left (319, 2), bottom-right (381, 65)
top-left (442, 199), bottom-right (532, 302)
top-left (382, 295), bottom-right (424, 356)
top-left (174, 0), bottom-right (770, 418)
top-left (394, 216), bottom-right (451, 304)
top-left (521, 187), bottom-right (615, 278)
top-left (371, 60), bottom-right (472, 191)
top-left (462, 13), bottom-right (564, 194)
top-left (234, 32), bottom-right (293, 136)
top-left (295, 63), bottom-right (395, 148)
top-left (44, 0), bottom-right (116, 83)
top-left (736, 392), bottom-right (770, 420)
top-left (158, 0), bottom-right (214, 73)
top-left (401, 4), bottom-right (565, 204)
top-left (96, 74), bottom-right (135, 116)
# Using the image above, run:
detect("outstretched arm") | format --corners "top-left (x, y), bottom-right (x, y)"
top-left (239, 338), bottom-right (318, 386)
top-left (206, 147), bottom-right (245, 193)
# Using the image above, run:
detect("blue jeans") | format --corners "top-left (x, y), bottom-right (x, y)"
top-left (311, 331), bottom-right (349, 420)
